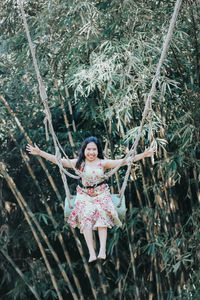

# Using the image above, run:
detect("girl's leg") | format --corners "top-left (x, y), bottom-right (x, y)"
top-left (83, 228), bottom-right (97, 262)
top-left (97, 227), bottom-right (107, 259)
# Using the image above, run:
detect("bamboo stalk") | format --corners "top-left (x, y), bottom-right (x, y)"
top-left (65, 87), bottom-right (77, 133)
top-left (190, 7), bottom-right (200, 88)
top-left (154, 257), bottom-right (161, 300)
top-left (90, 234), bottom-right (108, 299)
top-left (154, 106), bottom-right (183, 238)
top-left (54, 80), bottom-right (76, 156)
top-left (192, 162), bottom-right (200, 203)
top-left (17, 195), bottom-right (78, 298)
top-left (139, 162), bottom-right (151, 207)
top-left (114, 232), bottom-right (122, 296)
top-left (0, 248), bottom-right (41, 300)
top-left (125, 226), bottom-right (140, 299)
top-left (0, 95), bottom-right (63, 204)
top-left (125, 183), bottom-right (140, 299)
top-left (71, 228), bottom-right (98, 300)
top-left (131, 169), bottom-right (144, 207)
top-left (56, 233), bottom-right (84, 300)
top-left (97, 97), bottom-right (121, 192)
top-left (141, 156), bottom-right (177, 299)
top-left (0, 162), bottom-right (63, 300)
top-left (96, 261), bottom-right (108, 299)
top-left (0, 161), bottom-right (80, 300)
top-left (148, 294), bottom-right (153, 300)
top-left (7, 128), bottom-right (84, 300)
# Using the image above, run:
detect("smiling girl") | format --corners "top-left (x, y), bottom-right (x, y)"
top-left (27, 136), bottom-right (156, 262)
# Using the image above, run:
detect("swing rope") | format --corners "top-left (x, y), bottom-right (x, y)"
top-left (117, 0), bottom-right (183, 205)
top-left (106, 0), bottom-right (182, 181)
top-left (18, 0), bottom-right (80, 208)
top-left (18, 0), bottom-right (182, 207)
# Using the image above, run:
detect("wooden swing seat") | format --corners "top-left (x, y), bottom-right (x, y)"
top-left (64, 194), bottom-right (126, 222)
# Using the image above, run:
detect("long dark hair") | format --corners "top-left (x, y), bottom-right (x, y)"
top-left (75, 136), bottom-right (104, 170)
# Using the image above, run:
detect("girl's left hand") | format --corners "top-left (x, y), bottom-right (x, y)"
top-left (144, 146), bottom-right (157, 158)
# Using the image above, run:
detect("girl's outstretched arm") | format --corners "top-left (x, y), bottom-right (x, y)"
top-left (26, 144), bottom-right (77, 168)
top-left (103, 146), bottom-right (156, 169)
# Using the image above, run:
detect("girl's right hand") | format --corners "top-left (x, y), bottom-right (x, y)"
top-left (26, 143), bottom-right (41, 155)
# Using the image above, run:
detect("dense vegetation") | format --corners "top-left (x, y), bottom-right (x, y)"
top-left (0, 0), bottom-right (199, 299)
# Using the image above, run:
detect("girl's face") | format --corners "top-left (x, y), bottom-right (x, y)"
top-left (84, 142), bottom-right (98, 162)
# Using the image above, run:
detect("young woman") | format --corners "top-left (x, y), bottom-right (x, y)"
top-left (26, 136), bottom-right (156, 262)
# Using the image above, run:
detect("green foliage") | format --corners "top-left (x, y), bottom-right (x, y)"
top-left (0, 0), bottom-right (200, 299)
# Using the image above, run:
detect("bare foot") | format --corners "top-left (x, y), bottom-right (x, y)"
top-left (89, 255), bottom-right (97, 263)
top-left (97, 252), bottom-right (106, 260)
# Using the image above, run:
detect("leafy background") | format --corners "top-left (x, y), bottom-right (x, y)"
top-left (0, 0), bottom-right (199, 299)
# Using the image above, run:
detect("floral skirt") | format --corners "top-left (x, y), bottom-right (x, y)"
top-left (67, 184), bottom-right (122, 233)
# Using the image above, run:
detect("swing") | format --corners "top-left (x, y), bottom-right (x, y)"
top-left (64, 169), bottom-right (127, 222)
top-left (19, 0), bottom-right (182, 225)
top-left (64, 194), bottom-right (126, 222)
